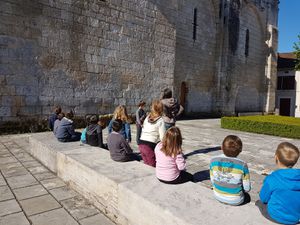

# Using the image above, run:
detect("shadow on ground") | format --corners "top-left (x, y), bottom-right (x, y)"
top-left (184, 146), bottom-right (221, 158)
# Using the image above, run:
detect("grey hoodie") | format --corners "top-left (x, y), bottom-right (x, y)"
top-left (161, 98), bottom-right (184, 124)
top-left (55, 117), bottom-right (76, 140)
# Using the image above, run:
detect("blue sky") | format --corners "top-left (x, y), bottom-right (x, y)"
top-left (278, 0), bottom-right (300, 53)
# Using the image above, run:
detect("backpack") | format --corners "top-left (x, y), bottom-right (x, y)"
top-left (165, 102), bottom-right (180, 119)
top-left (86, 126), bottom-right (99, 147)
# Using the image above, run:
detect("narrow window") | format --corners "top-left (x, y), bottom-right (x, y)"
top-left (193, 8), bottom-right (198, 41)
top-left (219, 0), bottom-right (223, 19)
top-left (245, 29), bottom-right (249, 57)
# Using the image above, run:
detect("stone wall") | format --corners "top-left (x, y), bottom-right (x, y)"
top-left (0, 0), bottom-right (278, 130)
top-left (0, 0), bottom-right (177, 125)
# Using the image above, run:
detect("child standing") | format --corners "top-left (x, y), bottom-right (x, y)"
top-left (210, 135), bottom-right (251, 206)
top-left (155, 127), bottom-right (193, 184)
top-left (107, 119), bottom-right (138, 162)
top-left (108, 105), bottom-right (131, 143)
top-left (136, 101), bottom-right (146, 145)
top-left (257, 142), bottom-right (300, 225)
top-left (139, 100), bottom-right (166, 167)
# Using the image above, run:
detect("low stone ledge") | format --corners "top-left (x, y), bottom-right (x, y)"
top-left (28, 133), bottom-right (274, 225)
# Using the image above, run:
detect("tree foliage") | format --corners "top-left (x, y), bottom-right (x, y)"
top-left (294, 34), bottom-right (300, 71)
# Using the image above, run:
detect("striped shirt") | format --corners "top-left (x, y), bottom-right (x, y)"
top-left (210, 154), bottom-right (251, 205)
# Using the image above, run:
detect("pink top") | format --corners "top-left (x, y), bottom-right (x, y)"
top-left (154, 142), bottom-right (186, 181)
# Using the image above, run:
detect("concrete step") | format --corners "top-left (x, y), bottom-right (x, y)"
top-left (28, 132), bottom-right (275, 225)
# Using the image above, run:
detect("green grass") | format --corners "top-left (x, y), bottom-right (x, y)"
top-left (221, 115), bottom-right (300, 139)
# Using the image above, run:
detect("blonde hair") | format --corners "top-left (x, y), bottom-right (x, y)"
top-left (148, 99), bottom-right (163, 121)
top-left (113, 105), bottom-right (129, 122)
top-left (276, 142), bottom-right (299, 167)
top-left (161, 127), bottom-right (183, 157)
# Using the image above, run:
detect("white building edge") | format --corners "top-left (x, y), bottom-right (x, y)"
top-left (276, 53), bottom-right (300, 117)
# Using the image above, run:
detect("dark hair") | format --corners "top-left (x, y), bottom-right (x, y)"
top-left (54, 106), bottom-right (62, 114)
top-left (57, 113), bottom-right (65, 120)
top-left (222, 135), bottom-right (242, 157)
top-left (161, 88), bottom-right (172, 99)
top-left (65, 111), bottom-right (74, 119)
top-left (276, 142), bottom-right (299, 167)
top-left (138, 100), bottom-right (146, 107)
top-left (90, 115), bottom-right (98, 124)
top-left (112, 119), bottom-right (122, 132)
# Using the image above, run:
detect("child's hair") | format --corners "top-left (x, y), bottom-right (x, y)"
top-left (54, 106), bottom-right (62, 114)
top-left (90, 115), bottom-right (99, 124)
top-left (276, 142), bottom-right (299, 167)
top-left (138, 100), bottom-right (146, 107)
top-left (161, 127), bottom-right (183, 157)
top-left (85, 114), bottom-right (92, 126)
top-left (112, 119), bottom-right (122, 132)
top-left (65, 111), bottom-right (74, 119)
top-left (57, 113), bottom-right (65, 120)
top-left (222, 135), bottom-right (243, 157)
top-left (113, 105), bottom-right (129, 122)
top-left (161, 88), bottom-right (172, 99)
top-left (148, 99), bottom-right (163, 121)
top-left (98, 117), bottom-right (106, 129)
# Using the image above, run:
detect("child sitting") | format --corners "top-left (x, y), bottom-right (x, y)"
top-left (155, 127), bottom-right (193, 184)
top-left (53, 113), bottom-right (65, 136)
top-left (210, 135), bottom-right (251, 205)
top-left (48, 106), bottom-right (62, 131)
top-left (257, 142), bottom-right (300, 225)
top-left (108, 105), bottom-right (131, 142)
top-left (86, 115), bottom-right (107, 149)
top-left (55, 111), bottom-right (81, 142)
top-left (107, 119), bottom-right (138, 162)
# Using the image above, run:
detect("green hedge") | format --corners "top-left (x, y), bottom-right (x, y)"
top-left (221, 115), bottom-right (300, 139)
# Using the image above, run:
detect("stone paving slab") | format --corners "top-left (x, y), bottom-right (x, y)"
top-left (13, 184), bottom-right (48, 200)
top-left (6, 173), bottom-right (38, 189)
top-left (2, 165), bottom-right (28, 178)
top-left (27, 165), bottom-right (50, 175)
top-left (29, 208), bottom-right (79, 225)
top-left (0, 212), bottom-right (30, 225)
top-left (32, 171), bottom-right (56, 181)
top-left (79, 213), bottom-right (115, 225)
top-left (0, 199), bottom-right (22, 216)
top-left (19, 194), bottom-right (61, 216)
top-left (49, 186), bottom-right (78, 201)
top-left (60, 196), bottom-right (100, 221)
top-left (0, 185), bottom-right (14, 201)
top-left (0, 175), bottom-right (6, 186)
top-left (40, 177), bottom-right (66, 190)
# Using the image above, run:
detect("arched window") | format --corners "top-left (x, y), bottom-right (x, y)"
top-left (245, 29), bottom-right (249, 57)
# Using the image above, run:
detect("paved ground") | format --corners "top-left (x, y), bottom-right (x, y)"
top-left (1, 119), bottom-right (300, 224)
top-left (126, 119), bottom-right (300, 203)
top-left (0, 135), bottom-right (115, 225)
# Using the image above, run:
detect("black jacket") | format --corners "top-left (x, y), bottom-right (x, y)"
top-left (86, 124), bottom-right (105, 148)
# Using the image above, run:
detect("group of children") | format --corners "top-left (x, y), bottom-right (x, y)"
top-left (48, 88), bottom-right (300, 225)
